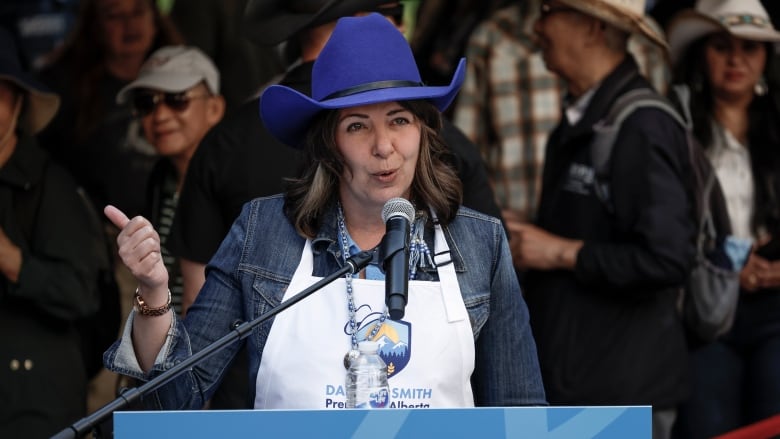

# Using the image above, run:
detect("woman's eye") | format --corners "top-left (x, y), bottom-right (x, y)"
top-left (392, 117), bottom-right (410, 126)
top-left (710, 42), bottom-right (728, 52)
top-left (706, 35), bottom-right (730, 52)
top-left (346, 122), bottom-right (364, 132)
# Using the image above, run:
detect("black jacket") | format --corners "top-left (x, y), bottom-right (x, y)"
top-left (0, 136), bottom-right (103, 320)
top-left (0, 135), bottom-right (105, 436)
top-left (524, 56), bottom-right (697, 408)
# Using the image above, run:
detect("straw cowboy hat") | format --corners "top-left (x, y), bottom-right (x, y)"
top-left (667, 0), bottom-right (780, 64)
top-left (243, 0), bottom-right (396, 46)
top-left (0, 27), bottom-right (59, 134)
top-left (260, 12), bottom-right (465, 149)
top-left (555, 0), bottom-right (668, 49)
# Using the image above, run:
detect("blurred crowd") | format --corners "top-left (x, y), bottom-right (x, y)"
top-left (1, 0), bottom-right (779, 438)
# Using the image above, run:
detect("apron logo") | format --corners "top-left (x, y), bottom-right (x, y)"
top-left (356, 313), bottom-right (411, 379)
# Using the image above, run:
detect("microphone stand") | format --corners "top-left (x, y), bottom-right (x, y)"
top-left (51, 251), bottom-right (374, 439)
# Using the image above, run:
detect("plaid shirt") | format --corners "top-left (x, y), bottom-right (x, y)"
top-left (453, 1), bottom-right (670, 221)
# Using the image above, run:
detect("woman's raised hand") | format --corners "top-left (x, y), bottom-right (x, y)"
top-left (104, 205), bottom-right (169, 291)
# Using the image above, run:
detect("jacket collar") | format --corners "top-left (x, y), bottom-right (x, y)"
top-left (558, 55), bottom-right (643, 144)
top-left (310, 201), bottom-right (466, 276)
top-left (311, 200), bottom-right (342, 261)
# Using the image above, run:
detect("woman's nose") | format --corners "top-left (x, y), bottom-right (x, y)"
top-left (372, 125), bottom-right (394, 158)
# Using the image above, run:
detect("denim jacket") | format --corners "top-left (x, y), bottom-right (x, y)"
top-left (105, 195), bottom-right (546, 408)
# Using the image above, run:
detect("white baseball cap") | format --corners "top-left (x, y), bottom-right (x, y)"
top-left (116, 45), bottom-right (220, 103)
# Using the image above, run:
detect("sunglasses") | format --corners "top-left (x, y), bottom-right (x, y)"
top-left (131, 90), bottom-right (210, 117)
top-left (374, 3), bottom-right (404, 26)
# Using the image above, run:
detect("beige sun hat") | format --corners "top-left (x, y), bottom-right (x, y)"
top-left (555, 0), bottom-right (668, 50)
top-left (667, 0), bottom-right (780, 64)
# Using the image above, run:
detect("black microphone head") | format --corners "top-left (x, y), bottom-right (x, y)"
top-left (381, 197), bottom-right (415, 223)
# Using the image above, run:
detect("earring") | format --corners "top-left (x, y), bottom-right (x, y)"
top-left (755, 76), bottom-right (768, 96)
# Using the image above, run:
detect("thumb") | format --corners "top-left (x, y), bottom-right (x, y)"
top-left (104, 204), bottom-right (130, 229)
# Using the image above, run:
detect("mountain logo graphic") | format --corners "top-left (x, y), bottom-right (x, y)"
top-left (358, 318), bottom-right (411, 378)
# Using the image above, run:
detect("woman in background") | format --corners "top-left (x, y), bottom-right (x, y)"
top-left (667, 0), bottom-right (780, 437)
top-left (36, 0), bottom-right (183, 217)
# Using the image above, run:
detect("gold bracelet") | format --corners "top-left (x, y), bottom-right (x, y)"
top-left (134, 288), bottom-right (171, 317)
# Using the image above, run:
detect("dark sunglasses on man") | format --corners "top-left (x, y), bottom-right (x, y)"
top-left (131, 90), bottom-right (210, 117)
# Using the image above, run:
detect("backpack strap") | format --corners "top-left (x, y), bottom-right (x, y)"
top-left (670, 85), bottom-right (720, 254)
top-left (590, 88), bottom-right (687, 214)
top-left (590, 86), bottom-right (723, 255)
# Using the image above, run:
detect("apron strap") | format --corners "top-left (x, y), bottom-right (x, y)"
top-left (433, 223), bottom-right (467, 323)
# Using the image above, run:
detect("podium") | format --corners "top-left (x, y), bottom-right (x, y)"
top-left (114, 406), bottom-right (651, 438)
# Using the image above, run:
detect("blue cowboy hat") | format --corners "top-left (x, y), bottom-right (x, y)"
top-left (0, 27), bottom-right (59, 134)
top-left (260, 12), bottom-right (465, 149)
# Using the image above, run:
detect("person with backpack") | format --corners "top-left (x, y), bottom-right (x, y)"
top-left (666, 1), bottom-right (780, 437)
top-left (511, 1), bottom-right (697, 438)
top-left (0, 27), bottom-right (108, 437)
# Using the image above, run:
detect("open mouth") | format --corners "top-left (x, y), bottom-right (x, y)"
top-left (373, 169), bottom-right (398, 181)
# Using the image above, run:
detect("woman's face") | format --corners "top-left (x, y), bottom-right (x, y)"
top-left (704, 32), bottom-right (767, 101)
top-left (335, 101), bottom-right (421, 214)
top-left (97, 0), bottom-right (156, 59)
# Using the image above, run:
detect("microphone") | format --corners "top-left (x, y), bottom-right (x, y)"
top-left (380, 197), bottom-right (415, 320)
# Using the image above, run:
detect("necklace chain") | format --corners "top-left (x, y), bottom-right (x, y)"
top-left (337, 203), bottom-right (435, 351)
top-left (337, 205), bottom-right (387, 351)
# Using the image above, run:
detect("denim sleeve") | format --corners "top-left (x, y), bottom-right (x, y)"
top-left (471, 222), bottom-right (547, 406)
top-left (103, 310), bottom-right (207, 410)
top-left (104, 204), bottom-right (256, 410)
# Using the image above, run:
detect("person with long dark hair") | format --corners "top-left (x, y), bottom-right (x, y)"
top-left (36, 0), bottom-right (183, 218)
top-left (666, 0), bottom-right (780, 437)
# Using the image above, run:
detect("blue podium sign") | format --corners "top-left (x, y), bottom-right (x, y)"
top-left (114, 406), bottom-right (650, 438)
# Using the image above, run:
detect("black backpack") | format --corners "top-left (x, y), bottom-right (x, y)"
top-left (590, 85), bottom-right (746, 347)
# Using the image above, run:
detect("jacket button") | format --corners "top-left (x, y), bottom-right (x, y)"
top-left (24, 359), bottom-right (33, 370)
top-left (10, 359), bottom-right (20, 371)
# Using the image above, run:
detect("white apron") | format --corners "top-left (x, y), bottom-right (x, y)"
top-left (254, 224), bottom-right (475, 409)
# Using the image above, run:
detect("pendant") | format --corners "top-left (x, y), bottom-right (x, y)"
top-left (343, 349), bottom-right (360, 370)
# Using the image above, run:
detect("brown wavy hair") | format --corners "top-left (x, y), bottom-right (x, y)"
top-left (284, 99), bottom-right (463, 238)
